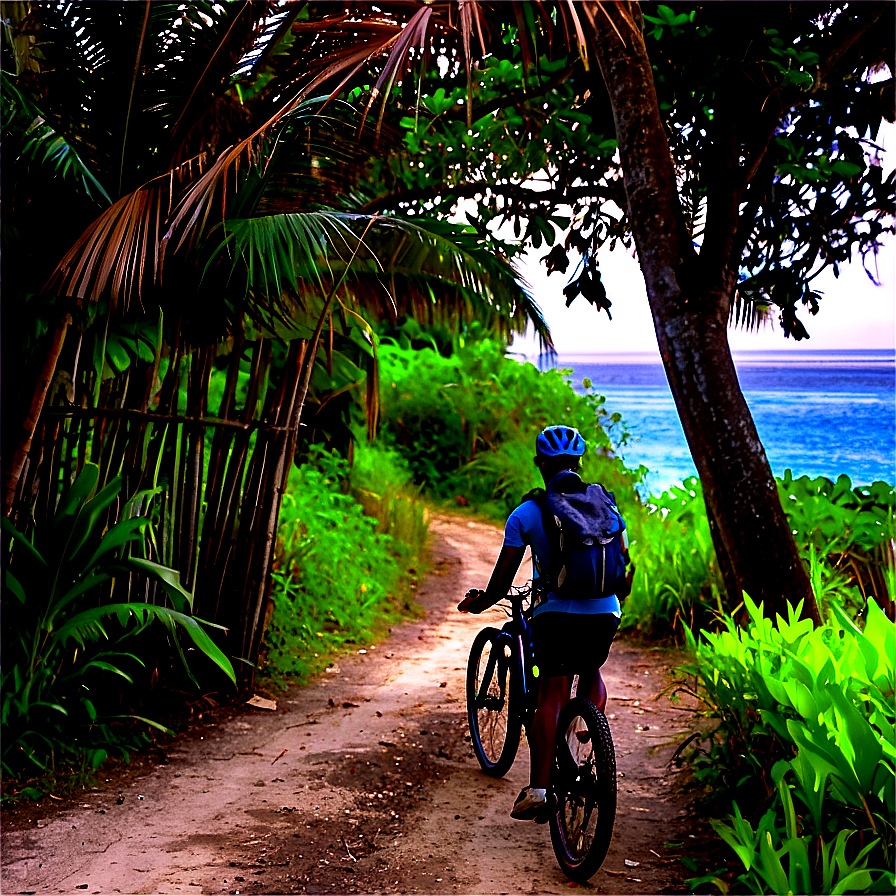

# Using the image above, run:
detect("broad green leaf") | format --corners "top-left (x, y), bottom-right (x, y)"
top-left (65, 475), bottom-right (123, 564)
top-left (52, 572), bottom-right (116, 621)
top-left (828, 684), bottom-right (884, 795)
top-left (50, 602), bottom-right (234, 684)
top-left (4, 569), bottom-right (27, 605)
top-left (758, 830), bottom-right (790, 894)
top-left (711, 818), bottom-right (757, 871)
top-left (831, 869), bottom-right (873, 895)
top-left (125, 557), bottom-right (194, 612)
top-left (83, 517), bottom-right (150, 570)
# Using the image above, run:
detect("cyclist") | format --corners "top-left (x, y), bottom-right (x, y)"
top-left (457, 424), bottom-right (632, 820)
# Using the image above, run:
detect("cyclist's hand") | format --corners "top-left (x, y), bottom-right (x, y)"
top-left (458, 589), bottom-right (486, 613)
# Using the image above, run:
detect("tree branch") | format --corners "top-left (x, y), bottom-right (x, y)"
top-left (356, 178), bottom-right (620, 215)
top-left (813, 1), bottom-right (892, 87)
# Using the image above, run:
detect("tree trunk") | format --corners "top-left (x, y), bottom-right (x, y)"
top-left (4, 313), bottom-right (71, 518)
top-left (587, 1), bottom-right (820, 624)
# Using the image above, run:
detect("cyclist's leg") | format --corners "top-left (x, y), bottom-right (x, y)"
top-left (529, 673), bottom-right (574, 789)
top-left (577, 668), bottom-right (607, 711)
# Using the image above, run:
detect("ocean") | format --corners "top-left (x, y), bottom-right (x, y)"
top-left (528, 349), bottom-right (896, 495)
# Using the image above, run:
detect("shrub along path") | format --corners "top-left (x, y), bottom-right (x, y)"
top-left (2, 513), bottom-right (710, 895)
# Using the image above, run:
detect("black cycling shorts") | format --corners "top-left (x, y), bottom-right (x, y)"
top-left (531, 611), bottom-right (619, 679)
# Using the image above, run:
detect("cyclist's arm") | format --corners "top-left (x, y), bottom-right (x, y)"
top-left (457, 544), bottom-right (526, 613)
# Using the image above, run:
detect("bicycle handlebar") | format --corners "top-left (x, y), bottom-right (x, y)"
top-left (463, 583), bottom-right (533, 619)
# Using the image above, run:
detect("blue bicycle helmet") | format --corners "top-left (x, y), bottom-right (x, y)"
top-left (535, 425), bottom-right (586, 457)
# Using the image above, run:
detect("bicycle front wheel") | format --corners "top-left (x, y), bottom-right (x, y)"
top-left (466, 626), bottom-right (521, 777)
top-left (549, 696), bottom-right (616, 882)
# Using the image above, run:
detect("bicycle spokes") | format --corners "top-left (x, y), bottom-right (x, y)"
top-left (550, 699), bottom-right (615, 880)
top-left (467, 630), bottom-right (520, 775)
top-left (557, 728), bottom-right (599, 857)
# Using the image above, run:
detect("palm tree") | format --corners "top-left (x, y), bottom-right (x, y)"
top-left (2, 0), bottom-right (551, 679)
top-left (3, 1), bottom-right (550, 508)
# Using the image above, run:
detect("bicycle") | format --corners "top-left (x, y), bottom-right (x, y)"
top-left (465, 584), bottom-right (617, 882)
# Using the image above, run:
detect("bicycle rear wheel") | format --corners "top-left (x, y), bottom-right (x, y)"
top-left (466, 626), bottom-right (521, 777)
top-left (549, 696), bottom-right (616, 882)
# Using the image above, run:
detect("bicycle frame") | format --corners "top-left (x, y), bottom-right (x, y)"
top-left (491, 585), bottom-right (537, 734)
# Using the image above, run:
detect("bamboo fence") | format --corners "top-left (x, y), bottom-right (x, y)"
top-left (14, 323), bottom-right (318, 689)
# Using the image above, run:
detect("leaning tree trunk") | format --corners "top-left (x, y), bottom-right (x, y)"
top-left (586, 1), bottom-right (820, 624)
top-left (4, 312), bottom-right (70, 518)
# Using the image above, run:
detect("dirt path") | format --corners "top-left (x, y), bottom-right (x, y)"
top-left (2, 513), bottom-right (704, 896)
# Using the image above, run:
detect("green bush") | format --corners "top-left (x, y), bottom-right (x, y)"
top-left (378, 335), bottom-right (644, 520)
top-left (623, 472), bottom-right (894, 639)
top-left (349, 439), bottom-right (429, 570)
top-left (678, 596), bottom-right (895, 894)
top-left (622, 476), bottom-right (725, 636)
top-left (778, 472), bottom-right (895, 621)
top-left (260, 446), bottom-right (426, 686)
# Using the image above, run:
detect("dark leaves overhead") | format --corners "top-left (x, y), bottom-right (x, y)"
top-left (7, 1), bottom-right (547, 349)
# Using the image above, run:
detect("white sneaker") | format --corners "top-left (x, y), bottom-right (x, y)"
top-left (510, 787), bottom-right (547, 820)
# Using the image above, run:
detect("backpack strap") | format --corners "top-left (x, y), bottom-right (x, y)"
top-left (522, 487), bottom-right (561, 595)
top-left (521, 487), bottom-right (545, 505)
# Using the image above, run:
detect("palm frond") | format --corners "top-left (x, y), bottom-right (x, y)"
top-left (46, 180), bottom-right (166, 307)
top-left (729, 283), bottom-right (777, 332)
top-left (210, 212), bottom-right (553, 349)
top-left (2, 73), bottom-right (111, 204)
top-left (210, 210), bottom-right (359, 298)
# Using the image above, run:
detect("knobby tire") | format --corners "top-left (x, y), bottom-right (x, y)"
top-left (549, 696), bottom-right (616, 882)
top-left (466, 626), bottom-right (521, 777)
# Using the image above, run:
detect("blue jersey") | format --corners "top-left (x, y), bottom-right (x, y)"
top-left (503, 499), bottom-right (622, 618)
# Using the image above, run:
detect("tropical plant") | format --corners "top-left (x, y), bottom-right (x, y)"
top-left (676, 595), bottom-right (895, 893)
top-left (2, 1), bottom-right (551, 506)
top-left (779, 472), bottom-right (896, 619)
top-left (622, 476), bottom-right (726, 637)
top-left (707, 778), bottom-right (890, 895)
top-left (617, 469), bottom-right (895, 638)
top-left (1, 464), bottom-right (235, 775)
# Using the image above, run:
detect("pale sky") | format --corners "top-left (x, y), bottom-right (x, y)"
top-left (510, 236), bottom-right (895, 357)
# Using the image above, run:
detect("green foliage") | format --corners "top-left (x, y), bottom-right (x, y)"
top-left (349, 440), bottom-right (429, 571)
top-left (677, 596), bottom-right (895, 893)
top-left (710, 781), bottom-right (886, 895)
top-left (779, 472), bottom-right (895, 619)
top-left (622, 472), bottom-right (894, 639)
top-left (260, 446), bottom-right (427, 686)
top-left (1, 464), bottom-right (235, 776)
top-left (622, 477), bottom-right (725, 636)
top-left (377, 331), bottom-right (644, 520)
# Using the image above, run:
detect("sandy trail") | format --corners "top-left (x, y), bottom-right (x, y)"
top-left (2, 513), bottom-right (700, 895)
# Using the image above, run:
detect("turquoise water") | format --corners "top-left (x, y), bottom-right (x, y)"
top-left (533, 349), bottom-right (895, 495)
